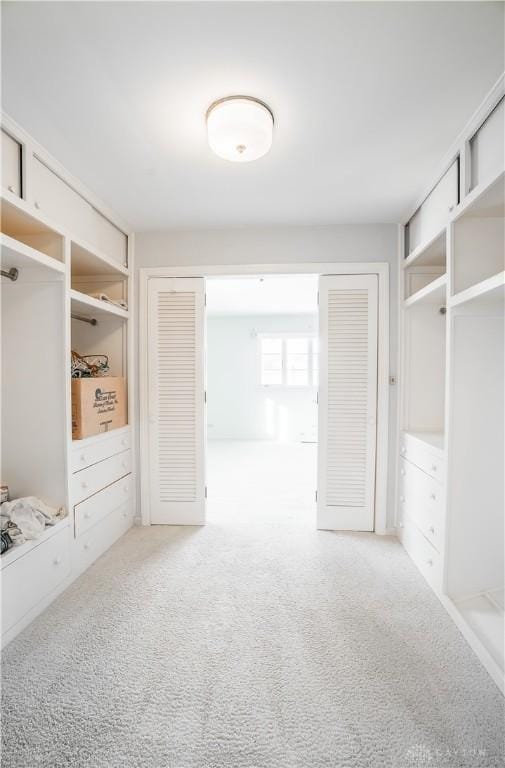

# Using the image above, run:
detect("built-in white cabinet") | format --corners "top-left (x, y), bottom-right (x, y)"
top-left (1, 129), bottom-right (21, 197)
top-left (399, 78), bottom-right (505, 693)
top-left (406, 159), bottom-right (459, 256)
top-left (32, 157), bottom-right (128, 267)
top-left (0, 115), bottom-right (134, 648)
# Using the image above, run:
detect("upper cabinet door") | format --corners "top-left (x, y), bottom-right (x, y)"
top-left (317, 274), bottom-right (378, 531)
top-left (147, 277), bottom-right (206, 525)
top-left (2, 130), bottom-right (21, 197)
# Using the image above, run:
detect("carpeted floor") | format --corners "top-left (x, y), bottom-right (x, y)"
top-left (1, 442), bottom-right (504, 768)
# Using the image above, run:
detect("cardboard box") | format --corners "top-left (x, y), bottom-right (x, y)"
top-left (72, 377), bottom-right (127, 440)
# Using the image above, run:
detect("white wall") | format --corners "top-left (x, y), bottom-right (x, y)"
top-left (207, 314), bottom-right (318, 443)
top-left (135, 222), bottom-right (398, 530)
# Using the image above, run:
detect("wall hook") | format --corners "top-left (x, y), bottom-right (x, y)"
top-left (1, 267), bottom-right (19, 281)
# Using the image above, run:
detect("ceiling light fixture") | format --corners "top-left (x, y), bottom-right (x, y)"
top-left (206, 96), bottom-right (274, 163)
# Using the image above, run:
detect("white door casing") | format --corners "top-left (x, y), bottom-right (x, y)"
top-left (147, 277), bottom-right (206, 525)
top-left (317, 274), bottom-right (378, 531)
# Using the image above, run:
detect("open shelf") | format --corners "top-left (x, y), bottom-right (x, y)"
top-left (455, 590), bottom-right (504, 672)
top-left (71, 238), bottom-right (128, 278)
top-left (0, 195), bottom-right (64, 263)
top-left (403, 430), bottom-right (445, 453)
top-left (70, 289), bottom-right (128, 321)
top-left (450, 270), bottom-right (505, 310)
top-left (452, 171), bottom-right (504, 296)
top-left (404, 274), bottom-right (447, 308)
top-left (403, 229), bottom-right (446, 270)
top-left (1, 233), bottom-right (66, 278)
top-left (1, 517), bottom-right (69, 571)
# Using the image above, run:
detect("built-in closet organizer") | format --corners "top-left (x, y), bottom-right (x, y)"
top-left (398, 78), bottom-right (505, 692)
top-left (1, 115), bottom-right (134, 648)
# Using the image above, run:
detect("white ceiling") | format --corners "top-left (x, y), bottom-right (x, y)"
top-left (206, 275), bottom-right (318, 316)
top-left (1, 2), bottom-right (504, 230)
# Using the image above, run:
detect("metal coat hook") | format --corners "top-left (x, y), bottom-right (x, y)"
top-left (1, 267), bottom-right (19, 281)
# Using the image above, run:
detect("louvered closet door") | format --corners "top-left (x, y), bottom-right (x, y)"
top-left (148, 277), bottom-right (206, 525)
top-left (317, 275), bottom-right (378, 531)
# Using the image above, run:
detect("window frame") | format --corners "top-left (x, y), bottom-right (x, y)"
top-left (257, 331), bottom-right (318, 389)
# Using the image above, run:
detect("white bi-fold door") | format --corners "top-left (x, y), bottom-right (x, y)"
top-left (147, 277), bottom-right (206, 525)
top-left (317, 274), bottom-right (378, 531)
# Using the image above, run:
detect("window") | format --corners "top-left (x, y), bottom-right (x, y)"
top-left (259, 334), bottom-right (318, 387)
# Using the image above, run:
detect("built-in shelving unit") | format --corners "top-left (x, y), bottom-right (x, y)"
top-left (398, 75), bottom-right (505, 693)
top-left (1, 113), bottom-right (134, 648)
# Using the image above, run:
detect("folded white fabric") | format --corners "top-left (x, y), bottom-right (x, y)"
top-left (88, 291), bottom-right (128, 310)
top-left (1, 497), bottom-right (66, 540)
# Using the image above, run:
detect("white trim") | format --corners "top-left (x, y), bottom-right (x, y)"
top-left (139, 262), bottom-right (390, 534)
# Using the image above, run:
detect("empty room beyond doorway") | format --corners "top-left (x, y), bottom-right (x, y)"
top-left (206, 275), bottom-right (319, 524)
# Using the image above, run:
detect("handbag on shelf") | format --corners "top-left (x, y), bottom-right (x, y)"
top-left (71, 350), bottom-right (110, 378)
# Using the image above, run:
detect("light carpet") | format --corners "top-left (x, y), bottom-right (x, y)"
top-left (1, 441), bottom-right (504, 768)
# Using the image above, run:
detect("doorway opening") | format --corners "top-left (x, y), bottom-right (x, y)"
top-left (205, 274), bottom-right (319, 526)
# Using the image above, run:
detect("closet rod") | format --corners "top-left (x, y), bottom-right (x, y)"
top-left (1, 267), bottom-right (19, 281)
top-left (72, 313), bottom-right (97, 326)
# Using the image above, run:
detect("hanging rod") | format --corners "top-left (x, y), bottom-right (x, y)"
top-left (72, 313), bottom-right (97, 326)
top-left (1, 267), bottom-right (19, 281)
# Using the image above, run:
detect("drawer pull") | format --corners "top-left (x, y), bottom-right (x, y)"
top-left (121, 439), bottom-right (127, 447)
top-left (84, 511), bottom-right (91, 519)
top-left (448, 204), bottom-right (454, 212)
top-left (399, 521), bottom-right (404, 529)
top-left (123, 486), bottom-right (129, 494)
top-left (431, 464), bottom-right (438, 473)
top-left (400, 468), bottom-right (406, 477)
top-left (7, 185), bottom-right (14, 193)
top-left (400, 495), bottom-right (405, 503)
top-left (429, 526), bottom-right (435, 534)
top-left (34, 201), bottom-right (40, 209)
top-left (80, 454), bottom-right (86, 463)
top-left (53, 555), bottom-right (62, 566)
top-left (400, 446), bottom-right (406, 456)
top-left (430, 493), bottom-right (437, 501)
top-left (84, 542), bottom-right (92, 550)
top-left (122, 510), bottom-right (129, 518)
top-left (426, 558), bottom-right (433, 567)
top-left (121, 461), bottom-right (127, 469)
top-left (81, 481), bottom-right (88, 489)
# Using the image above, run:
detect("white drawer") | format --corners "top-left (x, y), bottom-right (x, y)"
top-left (471, 96), bottom-right (504, 190)
top-left (407, 159), bottom-right (459, 254)
top-left (2, 129), bottom-right (21, 197)
top-left (72, 428), bottom-right (131, 472)
top-left (75, 474), bottom-right (132, 538)
top-left (399, 458), bottom-right (444, 551)
top-left (75, 501), bottom-right (133, 575)
top-left (72, 449), bottom-right (131, 505)
top-left (31, 157), bottom-right (127, 266)
top-left (1, 525), bottom-right (70, 634)
top-left (399, 513), bottom-right (442, 592)
top-left (399, 432), bottom-right (445, 482)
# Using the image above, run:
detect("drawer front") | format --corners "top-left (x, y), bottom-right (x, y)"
top-left (72, 449), bottom-right (131, 505)
top-left (75, 474), bottom-right (132, 538)
top-left (471, 96), bottom-right (504, 190)
top-left (72, 428), bottom-right (131, 472)
top-left (32, 157), bottom-right (127, 266)
top-left (399, 434), bottom-right (445, 482)
top-left (1, 526), bottom-right (70, 633)
top-left (407, 159), bottom-right (459, 254)
top-left (2, 129), bottom-right (21, 197)
top-left (75, 501), bottom-right (133, 575)
top-left (399, 514), bottom-right (441, 592)
top-left (399, 458), bottom-right (444, 551)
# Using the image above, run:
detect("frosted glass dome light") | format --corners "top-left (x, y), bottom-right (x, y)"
top-left (206, 96), bottom-right (274, 162)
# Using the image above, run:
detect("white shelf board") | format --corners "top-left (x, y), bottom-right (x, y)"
top-left (1, 517), bottom-right (70, 571)
top-left (1, 233), bottom-right (65, 276)
top-left (403, 273), bottom-right (447, 308)
top-left (71, 238), bottom-right (128, 278)
top-left (70, 289), bottom-right (129, 321)
top-left (456, 591), bottom-right (505, 672)
top-left (403, 229), bottom-right (446, 270)
top-left (0, 189), bottom-right (65, 238)
top-left (404, 430), bottom-right (445, 452)
top-left (450, 271), bottom-right (505, 309)
top-left (452, 169), bottom-right (505, 223)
